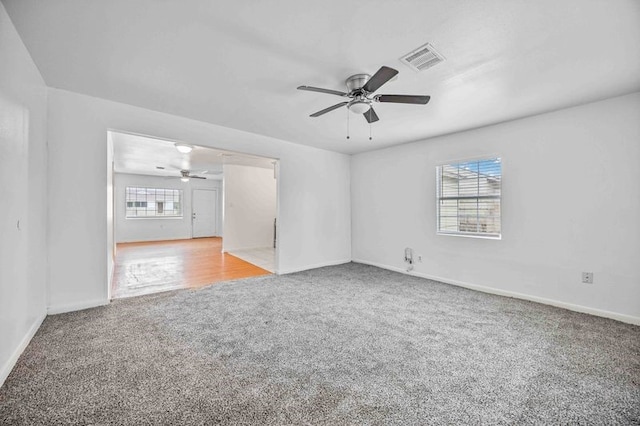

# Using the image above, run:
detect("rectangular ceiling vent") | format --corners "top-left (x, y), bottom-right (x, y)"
top-left (400, 43), bottom-right (445, 72)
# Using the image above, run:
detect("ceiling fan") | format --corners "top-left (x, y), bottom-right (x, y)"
top-left (175, 169), bottom-right (207, 182)
top-left (297, 66), bottom-right (430, 123)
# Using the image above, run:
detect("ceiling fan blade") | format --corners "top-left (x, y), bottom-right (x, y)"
top-left (362, 66), bottom-right (398, 93)
top-left (310, 102), bottom-right (349, 117)
top-left (363, 107), bottom-right (379, 123)
top-left (190, 175), bottom-right (206, 179)
top-left (297, 86), bottom-right (348, 97)
top-left (376, 94), bottom-right (431, 104)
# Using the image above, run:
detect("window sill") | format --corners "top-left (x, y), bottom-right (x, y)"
top-left (437, 232), bottom-right (501, 240)
top-left (125, 216), bottom-right (184, 220)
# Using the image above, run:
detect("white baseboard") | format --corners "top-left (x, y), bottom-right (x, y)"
top-left (47, 298), bottom-right (109, 315)
top-left (224, 245), bottom-right (273, 253)
top-left (107, 255), bottom-right (115, 301)
top-left (353, 259), bottom-right (640, 326)
top-left (0, 312), bottom-right (46, 388)
top-left (278, 258), bottom-right (351, 275)
top-left (116, 237), bottom-right (190, 244)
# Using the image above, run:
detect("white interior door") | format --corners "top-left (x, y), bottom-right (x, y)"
top-left (192, 189), bottom-right (217, 238)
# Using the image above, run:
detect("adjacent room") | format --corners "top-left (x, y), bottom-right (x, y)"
top-left (1, 0), bottom-right (639, 424)
top-left (109, 131), bottom-right (278, 298)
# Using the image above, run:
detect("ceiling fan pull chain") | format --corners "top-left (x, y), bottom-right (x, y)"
top-left (369, 119), bottom-right (372, 141)
top-left (346, 108), bottom-right (350, 140)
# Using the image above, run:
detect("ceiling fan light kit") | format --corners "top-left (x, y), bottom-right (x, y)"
top-left (347, 100), bottom-right (371, 114)
top-left (297, 65), bottom-right (431, 139)
top-left (175, 143), bottom-right (193, 154)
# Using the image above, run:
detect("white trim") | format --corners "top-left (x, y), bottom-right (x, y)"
top-left (116, 236), bottom-right (193, 244)
top-left (436, 231), bottom-right (502, 240)
top-left (107, 256), bottom-right (115, 301)
top-left (0, 312), bottom-right (46, 388)
top-left (47, 298), bottom-right (109, 315)
top-left (124, 216), bottom-right (184, 220)
top-left (277, 259), bottom-right (351, 275)
top-left (274, 160), bottom-right (280, 278)
top-left (352, 259), bottom-right (640, 326)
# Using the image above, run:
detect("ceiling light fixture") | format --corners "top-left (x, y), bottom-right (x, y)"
top-left (347, 100), bottom-right (371, 114)
top-left (180, 177), bottom-right (190, 183)
top-left (175, 143), bottom-right (193, 154)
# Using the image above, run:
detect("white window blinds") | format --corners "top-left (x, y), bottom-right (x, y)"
top-left (437, 158), bottom-right (501, 238)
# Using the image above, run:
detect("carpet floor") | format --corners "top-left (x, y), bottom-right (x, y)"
top-left (1, 263), bottom-right (639, 425)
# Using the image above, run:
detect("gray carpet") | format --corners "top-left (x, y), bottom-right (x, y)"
top-left (1, 263), bottom-right (639, 425)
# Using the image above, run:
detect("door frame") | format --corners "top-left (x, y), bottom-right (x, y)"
top-left (107, 129), bottom-right (282, 305)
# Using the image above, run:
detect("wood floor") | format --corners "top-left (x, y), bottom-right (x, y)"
top-left (112, 237), bottom-right (271, 299)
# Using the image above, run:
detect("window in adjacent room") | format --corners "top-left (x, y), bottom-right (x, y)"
top-left (436, 158), bottom-right (501, 238)
top-left (125, 187), bottom-right (182, 218)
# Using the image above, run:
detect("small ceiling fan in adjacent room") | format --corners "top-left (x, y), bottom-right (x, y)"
top-left (178, 170), bottom-right (207, 182)
top-left (297, 66), bottom-right (431, 123)
top-left (162, 169), bottom-right (207, 182)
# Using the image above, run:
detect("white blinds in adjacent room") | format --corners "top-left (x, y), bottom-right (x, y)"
top-left (436, 158), bottom-right (502, 238)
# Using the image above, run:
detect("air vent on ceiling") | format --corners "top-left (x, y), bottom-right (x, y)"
top-left (400, 43), bottom-right (445, 72)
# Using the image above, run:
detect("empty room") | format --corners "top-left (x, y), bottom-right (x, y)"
top-left (0, 0), bottom-right (638, 424)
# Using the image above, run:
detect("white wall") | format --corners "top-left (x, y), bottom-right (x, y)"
top-left (223, 164), bottom-right (277, 252)
top-left (351, 92), bottom-right (640, 324)
top-left (114, 172), bottom-right (222, 243)
top-left (0, 2), bottom-right (48, 385)
top-left (47, 88), bottom-right (351, 313)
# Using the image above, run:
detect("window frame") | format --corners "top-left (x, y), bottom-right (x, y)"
top-left (124, 186), bottom-right (183, 219)
top-left (436, 157), bottom-right (502, 240)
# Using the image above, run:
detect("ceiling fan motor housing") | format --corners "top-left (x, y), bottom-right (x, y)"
top-left (345, 73), bottom-right (371, 93)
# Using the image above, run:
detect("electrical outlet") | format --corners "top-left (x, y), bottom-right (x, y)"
top-left (582, 272), bottom-right (594, 284)
top-left (418, 255), bottom-right (423, 262)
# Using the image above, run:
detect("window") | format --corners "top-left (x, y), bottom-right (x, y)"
top-left (436, 158), bottom-right (501, 238)
top-left (125, 187), bottom-right (182, 218)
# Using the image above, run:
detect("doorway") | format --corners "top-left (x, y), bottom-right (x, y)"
top-left (222, 163), bottom-right (278, 272)
top-left (107, 130), bottom-right (279, 299)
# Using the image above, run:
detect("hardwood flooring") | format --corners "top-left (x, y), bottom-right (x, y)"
top-left (112, 237), bottom-right (271, 299)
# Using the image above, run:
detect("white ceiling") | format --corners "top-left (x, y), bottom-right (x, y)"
top-left (111, 131), bottom-right (275, 179)
top-left (4, 0), bottom-right (640, 154)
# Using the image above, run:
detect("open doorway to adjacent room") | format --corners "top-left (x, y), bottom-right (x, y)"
top-left (107, 131), bottom-right (279, 299)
